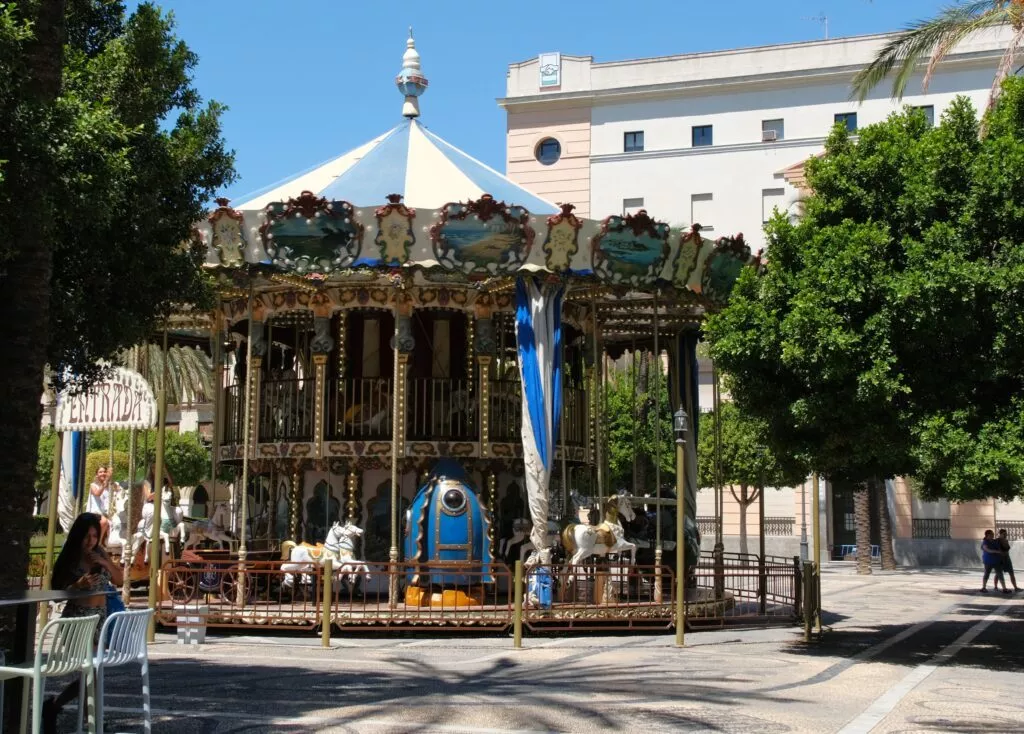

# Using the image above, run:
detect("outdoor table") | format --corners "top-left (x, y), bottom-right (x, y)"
top-left (1, 589), bottom-right (94, 734)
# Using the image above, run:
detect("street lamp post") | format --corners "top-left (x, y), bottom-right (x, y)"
top-left (674, 407), bottom-right (688, 648)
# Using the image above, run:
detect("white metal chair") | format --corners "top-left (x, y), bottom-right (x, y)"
top-left (93, 609), bottom-right (153, 734)
top-left (0, 614), bottom-right (99, 734)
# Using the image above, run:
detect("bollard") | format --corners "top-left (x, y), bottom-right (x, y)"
top-left (802, 561), bottom-right (815, 643)
top-left (322, 558), bottom-right (333, 648)
top-left (513, 560), bottom-right (524, 649)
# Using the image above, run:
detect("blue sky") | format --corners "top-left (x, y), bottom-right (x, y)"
top-left (146, 0), bottom-right (946, 202)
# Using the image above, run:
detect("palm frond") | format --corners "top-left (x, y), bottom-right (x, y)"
top-left (851, 1), bottom-right (1011, 103)
top-left (986, 22), bottom-right (1024, 111)
top-left (116, 343), bottom-right (213, 406)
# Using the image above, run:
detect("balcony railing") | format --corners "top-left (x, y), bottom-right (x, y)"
top-left (407, 377), bottom-right (477, 441)
top-left (327, 378), bottom-right (393, 441)
top-left (912, 518), bottom-right (951, 539)
top-left (223, 384), bottom-right (243, 444)
top-left (999, 520), bottom-right (1024, 541)
top-left (260, 378), bottom-right (315, 442)
top-left (489, 380), bottom-right (522, 442)
top-left (764, 516), bottom-right (795, 536)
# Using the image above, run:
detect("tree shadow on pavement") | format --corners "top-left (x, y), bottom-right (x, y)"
top-left (55, 647), bottom-right (805, 734)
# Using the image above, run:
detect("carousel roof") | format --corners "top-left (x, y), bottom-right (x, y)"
top-left (234, 118), bottom-right (557, 214)
top-left (234, 31), bottom-right (556, 215)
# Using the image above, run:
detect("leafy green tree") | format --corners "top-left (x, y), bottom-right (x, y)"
top-left (852, 1), bottom-right (1024, 125)
top-left (711, 82), bottom-right (1024, 574)
top-left (697, 403), bottom-right (807, 555)
top-left (34, 427), bottom-right (58, 514)
top-left (0, 0), bottom-right (233, 660)
top-left (160, 431), bottom-right (210, 489)
top-left (605, 355), bottom-right (675, 494)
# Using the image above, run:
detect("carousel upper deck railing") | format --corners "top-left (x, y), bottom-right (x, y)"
top-left (406, 377), bottom-right (477, 441)
top-left (223, 383), bottom-right (244, 444)
top-left (259, 377), bottom-right (316, 442)
top-left (327, 377), bottom-right (393, 441)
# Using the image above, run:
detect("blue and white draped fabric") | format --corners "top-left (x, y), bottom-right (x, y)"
top-left (57, 431), bottom-right (85, 532)
top-left (235, 118), bottom-right (558, 214)
top-left (514, 276), bottom-right (564, 552)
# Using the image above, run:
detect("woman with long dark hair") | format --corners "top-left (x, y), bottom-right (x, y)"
top-left (44, 512), bottom-right (124, 733)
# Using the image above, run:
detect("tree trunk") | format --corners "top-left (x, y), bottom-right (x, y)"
top-left (853, 484), bottom-right (872, 575)
top-left (731, 484), bottom-right (758, 556)
top-left (0, 0), bottom-right (66, 723)
top-left (874, 478), bottom-right (897, 570)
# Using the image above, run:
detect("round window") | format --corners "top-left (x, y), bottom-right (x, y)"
top-left (535, 138), bottom-right (561, 165)
top-left (441, 487), bottom-right (467, 514)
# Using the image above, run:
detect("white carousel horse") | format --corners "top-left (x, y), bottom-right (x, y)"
top-left (560, 492), bottom-right (638, 585)
top-left (107, 488), bottom-right (128, 550)
top-left (129, 488), bottom-right (184, 563)
top-left (160, 487), bottom-right (186, 551)
top-left (183, 502), bottom-right (234, 550)
top-left (280, 521), bottom-right (371, 590)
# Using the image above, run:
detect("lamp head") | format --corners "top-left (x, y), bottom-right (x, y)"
top-left (673, 407), bottom-right (689, 440)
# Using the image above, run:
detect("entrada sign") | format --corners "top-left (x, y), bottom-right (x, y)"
top-left (55, 368), bottom-right (158, 431)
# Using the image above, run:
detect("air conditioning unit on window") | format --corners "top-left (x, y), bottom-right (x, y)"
top-left (762, 129), bottom-right (778, 142)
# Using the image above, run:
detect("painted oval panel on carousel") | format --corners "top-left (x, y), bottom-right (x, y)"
top-left (429, 194), bottom-right (534, 276)
top-left (260, 191), bottom-right (365, 275)
top-left (590, 209), bottom-right (671, 287)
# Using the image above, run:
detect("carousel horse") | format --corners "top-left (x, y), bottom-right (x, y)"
top-left (160, 487), bottom-right (186, 552)
top-left (280, 521), bottom-right (371, 591)
top-left (107, 487), bottom-right (128, 550)
top-left (561, 492), bottom-right (638, 585)
top-left (183, 502), bottom-right (234, 550)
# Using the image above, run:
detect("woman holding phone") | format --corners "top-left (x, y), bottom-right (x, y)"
top-left (43, 512), bottom-right (124, 733)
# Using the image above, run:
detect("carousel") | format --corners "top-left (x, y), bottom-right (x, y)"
top-left (164, 31), bottom-right (758, 628)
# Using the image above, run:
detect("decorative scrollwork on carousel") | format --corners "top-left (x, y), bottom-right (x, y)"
top-left (260, 191), bottom-right (365, 275)
top-left (311, 316), bottom-right (335, 354)
top-left (590, 209), bottom-right (671, 287)
top-left (672, 223), bottom-right (704, 289)
top-left (208, 198), bottom-right (248, 267)
top-left (543, 202), bottom-right (582, 273)
top-left (429, 194), bottom-right (535, 276)
top-left (374, 194), bottom-right (417, 265)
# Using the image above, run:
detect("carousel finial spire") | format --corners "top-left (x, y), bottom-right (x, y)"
top-left (396, 27), bottom-right (428, 119)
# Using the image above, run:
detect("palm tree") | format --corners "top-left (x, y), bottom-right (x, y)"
top-left (118, 342), bottom-right (213, 407)
top-left (873, 479), bottom-right (897, 571)
top-left (852, 2), bottom-right (1024, 119)
top-left (853, 485), bottom-right (873, 575)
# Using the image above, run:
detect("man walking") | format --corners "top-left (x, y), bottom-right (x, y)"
top-left (997, 529), bottom-right (1020, 593)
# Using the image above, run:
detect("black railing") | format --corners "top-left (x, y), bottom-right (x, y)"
top-left (406, 378), bottom-right (477, 441)
top-left (912, 518), bottom-right (951, 539)
top-left (1000, 520), bottom-right (1024, 541)
top-left (327, 378), bottom-right (392, 440)
top-left (260, 378), bottom-right (315, 442)
top-left (489, 380), bottom-right (522, 442)
top-left (764, 516), bottom-right (795, 536)
top-left (223, 384), bottom-right (243, 444)
top-left (561, 386), bottom-right (586, 447)
top-left (697, 516), bottom-right (720, 538)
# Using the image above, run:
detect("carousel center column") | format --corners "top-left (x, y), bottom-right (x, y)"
top-left (475, 300), bottom-right (496, 458)
top-left (237, 300), bottom-right (267, 578)
top-left (310, 298), bottom-right (335, 461)
top-left (389, 294), bottom-right (414, 608)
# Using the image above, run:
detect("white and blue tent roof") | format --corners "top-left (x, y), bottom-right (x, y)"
top-left (234, 118), bottom-right (557, 214)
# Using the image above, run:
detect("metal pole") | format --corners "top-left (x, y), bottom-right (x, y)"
top-left (812, 472), bottom-right (822, 634)
top-left (591, 294), bottom-right (604, 501)
top-left (388, 313), bottom-right (402, 608)
top-left (759, 483), bottom-right (766, 614)
top-left (210, 308), bottom-right (221, 492)
top-left (653, 294), bottom-right (662, 564)
top-left (675, 431), bottom-right (686, 648)
top-left (513, 559), bottom-right (524, 649)
top-left (124, 425), bottom-right (137, 605)
top-left (321, 557), bottom-right (332, 648)
top-left (40, 431), bottom-right (64, 626)
top-left (237, 288), bottom-right (255, 603)
top-left (800, 478), bottom-right (809, 562)
top-left (147, 328), bottom-right (169, 642)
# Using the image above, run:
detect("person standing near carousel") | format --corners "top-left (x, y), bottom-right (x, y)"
top-left (43, 512), bottom-right (124, 733)
top-left (87, 464), bottom-right (111, 516)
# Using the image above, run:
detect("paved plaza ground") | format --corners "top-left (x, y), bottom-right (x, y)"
top-left (52, 566), bottom-right (1023, 733)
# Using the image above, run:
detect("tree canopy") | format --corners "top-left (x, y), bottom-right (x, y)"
top-left (605, 355), bottom-right (675, 493)
top-left (706, 80), bottom-right (1024, 502)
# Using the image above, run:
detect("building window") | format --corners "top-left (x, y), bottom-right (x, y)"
top-left (691, 193), bottom-right (713, 231)
top-left (762, 119), bottom-right (784, 142)
top-left (692, 125), bottom-right (713, 147)
top-left (624, 131), bottom-right (644, 153)
top-left (835, 112), bottom-right (858, 132)
top-left (535, 137), bottom-right (561, 165)
top-left (762, 188), bottom-right (786, 224)
top-left (622, 197), bottom-right (644, 216)
top-left (915, 105), bottom-right (935, 127)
